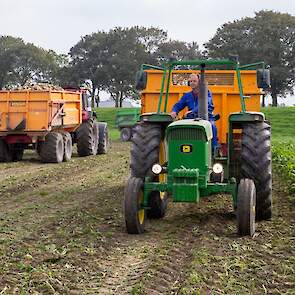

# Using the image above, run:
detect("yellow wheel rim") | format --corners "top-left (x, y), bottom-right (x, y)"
top-left (159, 140), bottom-right (167, 200)
top-left (138, 190), bottom-right (145, 225)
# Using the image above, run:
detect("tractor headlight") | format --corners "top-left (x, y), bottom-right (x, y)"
top-left (152, 163), bottom-right (162, 175)
top-left (213, 163), bottom-right (223, 174)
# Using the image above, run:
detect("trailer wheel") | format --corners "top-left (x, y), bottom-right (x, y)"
top-left (120, 127), bottom-right (132, 142)
top-left (124, 177), bottom-right (145, 234)
top-left (77, 118), bottom-right (97, 157)
top-left (40, 132), bottom-right (64, 163)
top-left (237, 178), bottom-right (256, 236)
top-left (12, 147), bottom-right (24, 162)
top-left (62, 132), bottom-right (72, 162)
top-left (241, 122), bottom-right (272, 220)
top-left (97, 122), bottom-right (109, 154)
top-left (0, 140), bottom-right (12, 162)
top-left (131, 122), bottom-right (162, 178)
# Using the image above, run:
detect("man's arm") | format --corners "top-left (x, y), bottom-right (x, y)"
top-left (172, 94), bottom-right (187, 114)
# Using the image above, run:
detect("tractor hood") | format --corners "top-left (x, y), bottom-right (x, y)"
top-left (167, 119), bottom-right (213, 141)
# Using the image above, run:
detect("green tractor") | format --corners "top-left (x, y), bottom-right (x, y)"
top-left (124, 59), bottom-right (271, 236)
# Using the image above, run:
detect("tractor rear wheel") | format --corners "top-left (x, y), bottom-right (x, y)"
top-left (124, 177), bottom-right (145, 234)
top-left (0, 140), bottom-right (12, 162)
top-left (77, 118), bottom-right (98, 156)
top-left (241, 122), bottom-right (272, 220)
top-left (62, 132), bottom-right (72, 162)
top-left (97, 122), bottom-right (109, 154)
top-left (40, 132), bottom-right (64, 163)
top-left (120, 127), bottom-right (132, 142)
top-left (237, 178), bottom-right (256, 236)
top-left (130, 122), bottom-right (162, 178)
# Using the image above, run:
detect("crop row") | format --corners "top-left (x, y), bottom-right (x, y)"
top-left (272, 141), bottom-right (295, 197)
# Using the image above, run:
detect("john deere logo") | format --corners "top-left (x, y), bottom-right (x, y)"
top-left (181, 144), bottom-right (192, 153)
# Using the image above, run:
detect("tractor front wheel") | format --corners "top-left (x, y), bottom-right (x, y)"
top-left (124, 177), bottom-right (146, 234)
top-left (147, 191), bottom-right (168, 219)
top-left (237, 178), bottom-right (256, 236)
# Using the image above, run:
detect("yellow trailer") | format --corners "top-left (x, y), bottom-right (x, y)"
top-left (140, 69), bottom-right (262, 148)
top-left (0, 88), bottom-right (109, 163)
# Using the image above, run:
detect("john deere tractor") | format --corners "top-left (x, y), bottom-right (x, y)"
top-left (124, 58), bottom-right (271, 236)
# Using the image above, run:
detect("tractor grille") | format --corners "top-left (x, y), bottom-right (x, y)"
top-left (167, 128), bottom-right (206, 141)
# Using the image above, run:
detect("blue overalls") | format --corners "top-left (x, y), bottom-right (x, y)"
top-left (172, 90), bottom-right (218, 149)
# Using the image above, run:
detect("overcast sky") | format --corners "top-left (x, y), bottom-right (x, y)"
top-left (1, 0), bottom-right (295, 54)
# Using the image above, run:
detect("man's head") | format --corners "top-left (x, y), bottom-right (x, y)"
top-left (188, 74), bottom-right (200, 93)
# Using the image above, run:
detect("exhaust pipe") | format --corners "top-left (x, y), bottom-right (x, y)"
top-left (198, 64), bottom-right (208, 120)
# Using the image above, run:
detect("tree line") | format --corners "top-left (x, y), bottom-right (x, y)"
top-left (1, 10), bottom-right (295, 107)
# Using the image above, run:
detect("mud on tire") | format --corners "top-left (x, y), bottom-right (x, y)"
top-left (97, 122), bottom-right (109, 154)
top-left (237, 178), bottom-right (256, 236)
top-left (130, 122), bottom-right (162, 178)
top-left (124, 177), bottom-right (145, 234)
top-left (241, 122), bottom-right (272, 220)
top-left (39, 132), bottom-right (64, 163)
top-left (120, 127), bottom-right (132, 142)
top-left (62, 132), bottom-right (72, 162)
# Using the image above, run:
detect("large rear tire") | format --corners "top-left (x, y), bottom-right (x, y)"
top-left (76, 118), bottom-right (98, 157)
top-left (124, 177), bottom-right (145, 234)
top-left (130, 122), bottom-right (162, 178)
top-left (97, 122), bottom-right (109, 154)
top-left (39, 132), bottom-right (64, 163)
top-left (237, 178), bottom-right (256, 236)
top-left (241, 122), bottom-right (272, 220)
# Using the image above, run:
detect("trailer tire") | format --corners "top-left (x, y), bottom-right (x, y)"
top-left (40, 132), bottom-right (64, 163)
top-left (120, 127), bottom-right (132, 142)
top-left (0, 140), bottom-right (12, 162)
top-left (77, 118), bottom-right (97, 157)
top-left (237, 178), bottom-right (256, 236)
top-left (12, 147), bottom-right (24, 162)
top-left (130, 122), bottom-right (162, 178)
top-left (124, 177), bottom-right (145, 234)
top-left (241, 122), bottom-right (272, 220)
top-left (62, 132), bottom-right (72, 162)
top-left (97, 122), bottom-right (109, 154)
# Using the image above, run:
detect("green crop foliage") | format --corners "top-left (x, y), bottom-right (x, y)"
top-left (263, 106), bottom-right (295, 197)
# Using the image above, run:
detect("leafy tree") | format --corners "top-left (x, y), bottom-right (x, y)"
top-left (69, 27), bottom-right (151, 107)
top-left (156, 40), bottom-right (202, 64)
top-left (0, 36), bottom-right (64, 88)
top-left (204, 10), bottom-right (295, 106)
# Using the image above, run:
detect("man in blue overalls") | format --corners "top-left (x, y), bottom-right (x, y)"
top-left (170, 74), bottom-right (218, 150)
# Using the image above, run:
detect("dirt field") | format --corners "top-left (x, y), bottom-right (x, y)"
top-left (0, 141), bottom-right (294, 294)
